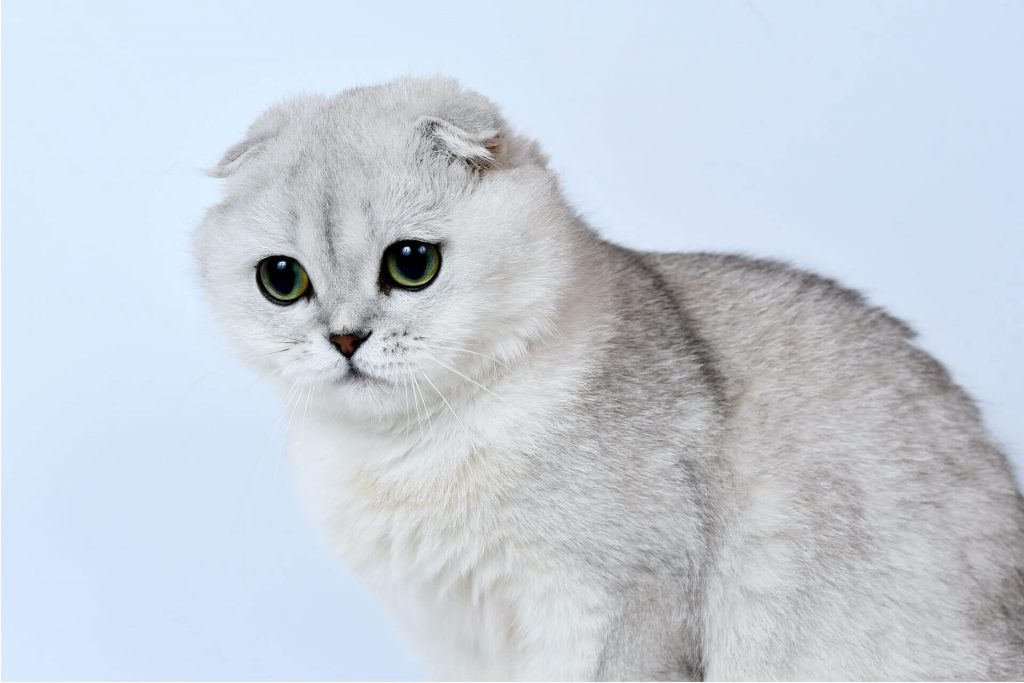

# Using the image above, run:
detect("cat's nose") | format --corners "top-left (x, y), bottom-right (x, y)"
top-left (329, 330), bottom-right (371, 358)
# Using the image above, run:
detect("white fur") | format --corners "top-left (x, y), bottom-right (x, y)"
top-left (196, 78), bottom-right (1024, 680)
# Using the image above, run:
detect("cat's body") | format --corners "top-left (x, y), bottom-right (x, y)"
top-left (196, 78), bottom-right (1024, 680)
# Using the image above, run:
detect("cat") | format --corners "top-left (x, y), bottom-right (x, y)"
top-left (194, 78), bottom-right (1024, 680)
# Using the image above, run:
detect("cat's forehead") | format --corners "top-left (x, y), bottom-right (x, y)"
top-left (272, 110), bottom-right (455, 219)
top-left (281, 152), bottom-right (451, 243)
top-left (278, 89), bottom-right (447, 174)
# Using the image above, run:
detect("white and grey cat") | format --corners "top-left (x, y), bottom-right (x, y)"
top-left (195, 78), bottom-right (1024, 680)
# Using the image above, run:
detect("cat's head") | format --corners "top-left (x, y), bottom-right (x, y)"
top-left (195, 78), bottom-right (584, 423)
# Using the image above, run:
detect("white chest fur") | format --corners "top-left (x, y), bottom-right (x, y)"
top-left (290, 412), bottom-right (610, 680)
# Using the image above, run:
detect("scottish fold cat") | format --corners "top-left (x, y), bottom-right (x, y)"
top-left (195, 78), bottom-right (1024, 680)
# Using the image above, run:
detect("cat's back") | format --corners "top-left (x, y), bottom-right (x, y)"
top-left (644, 251), bottom-right (1013, 480)
top-left (646, 251), bottom-right (919, 398)
top-left (644, 250), bottom-right (1024, 678)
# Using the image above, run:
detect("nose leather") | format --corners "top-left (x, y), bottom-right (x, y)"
top-left (330, 331), bottom-right (370, 358)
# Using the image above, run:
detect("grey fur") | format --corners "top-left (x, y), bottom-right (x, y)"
top-left (195, 78), bottom-right (1024, 680)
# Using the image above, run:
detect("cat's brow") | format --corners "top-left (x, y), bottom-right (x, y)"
top-left (320, 191), bottom-right (338, 264)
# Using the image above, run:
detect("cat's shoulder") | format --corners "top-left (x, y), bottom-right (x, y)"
top-left (641, 250), bottom-right (916, 342)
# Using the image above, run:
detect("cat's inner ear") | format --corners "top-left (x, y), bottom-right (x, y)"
top-left (416, 115), bottom-right (503, 171)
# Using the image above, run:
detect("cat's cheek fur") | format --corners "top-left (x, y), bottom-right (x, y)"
top-left (436, 168), bottom-right (583, 362)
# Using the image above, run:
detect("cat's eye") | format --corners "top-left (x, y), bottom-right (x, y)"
top-left (382, 241), bottom-right (441, 290)
top-left (257, 256), bottom-right (310, 304)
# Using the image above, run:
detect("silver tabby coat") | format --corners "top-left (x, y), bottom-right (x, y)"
top-left (195, 78), bottom-right (1024, 680)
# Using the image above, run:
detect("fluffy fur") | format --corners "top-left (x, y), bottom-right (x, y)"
top-left (195, 78), bottom-right (1024, 680)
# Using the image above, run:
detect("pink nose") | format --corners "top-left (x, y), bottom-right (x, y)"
top-left (330, 331), bottom-right (370, 358)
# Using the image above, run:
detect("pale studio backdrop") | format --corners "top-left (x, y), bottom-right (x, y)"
top-left (3, 1), bottom-right (1022, 679)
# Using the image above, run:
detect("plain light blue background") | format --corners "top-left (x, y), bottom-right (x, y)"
top-left (3, 1), bottom-right (1022, 679)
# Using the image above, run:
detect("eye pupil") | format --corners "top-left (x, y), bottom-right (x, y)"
top-left (268, 262), bottom-right (296, 293)
top-left (396, 250), bottom-right (427, 279)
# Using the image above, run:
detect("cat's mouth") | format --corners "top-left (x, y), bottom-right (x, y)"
top-left (340, 358), bottom-right (379, 384)
top-left (346, 363), bottom-right (369, 381)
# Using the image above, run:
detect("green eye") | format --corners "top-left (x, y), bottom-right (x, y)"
top-left (383, 241), bottom-right (441, 290)
top-left (257, 256), bottom-right (310, 304)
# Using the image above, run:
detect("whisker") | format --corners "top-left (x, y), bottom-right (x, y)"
top-left (263, 338), bottom-right (306, 355)
top-left (298, 381), bottom-right (315, 447)
top-left (421, 344), bottom-right (510, 370)
top-left (388, 375), bottom-right (402, 429)
top-left (403, 374), bottom-right (421, 441)
top-left (270, 380), bottom-right (302, 442)
top-left (400, 374), bottom-right (412, 438)
top-left (181, 362), bottom-right (284, 400)
top-left (238, 366), bottom-right (286, 394)
top-left (281, 382), bottom-right (304, 441)
top-left (411, 375), bottom-right (435, 440)
top-left (425, 356), bottom-right (508, 405)
top-left (420, 370), bottom-right (466, 431)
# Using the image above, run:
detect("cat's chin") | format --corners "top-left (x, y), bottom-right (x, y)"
top-left (271, 364), bottom-right (385, 397)
top-left (339, 365), bottom-right (379, 384)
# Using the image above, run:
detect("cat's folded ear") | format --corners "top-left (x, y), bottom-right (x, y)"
top-left (208, 132), bottom-right (273, 178)
top-left (207, 97), bottom-right (313, 178)
top-left (415, 89), bottom-right (546, 172)
top-left (416, 115), bottom-right (503, 171)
